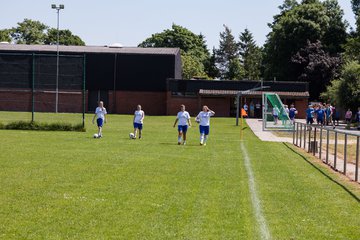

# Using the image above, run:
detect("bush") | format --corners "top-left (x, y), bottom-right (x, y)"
top-left (1, 121), bottom-right (85, 132)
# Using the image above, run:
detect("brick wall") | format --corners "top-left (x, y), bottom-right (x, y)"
top-left (0, 89), bottom-right (85, 113)
top-left (111, 91), bottom-right (167, 115)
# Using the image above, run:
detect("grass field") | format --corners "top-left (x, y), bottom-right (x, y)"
top-left (0, 113), bottom-right (359, 239)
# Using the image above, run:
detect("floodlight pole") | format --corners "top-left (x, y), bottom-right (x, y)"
top-left (52, 4), bottom-right (64, 113)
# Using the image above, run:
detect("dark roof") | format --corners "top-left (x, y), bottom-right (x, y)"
top-left (199, 89), bottom-right (310, 98)
top-left (0, 44), bottom-right (180, 55)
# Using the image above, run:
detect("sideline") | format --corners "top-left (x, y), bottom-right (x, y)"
top-left (240, 142), bottom-right (271, 240)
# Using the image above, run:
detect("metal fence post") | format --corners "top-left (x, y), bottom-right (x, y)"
top-left (308, 126), bottom-right (311, 153)
top-left (334, 132), bottom-right (338, 169)
top-left (303, 124), bottom-right (306, 150)
top-left (356, 136), bottom-right (359, 182)
top-left (293, 122), bottom-right (296, 145)
top-left (32, 53), bottom-right (35, 122)
top-left (299, 124), bottom-right (302, 148)
top-left (82, 54), bottom-right (86, 128)
top-left (326, 130), bottom-right (329, 164)
top-left (313, 127), bottom-right (317, 156)
top-left (319, 128), bottom-right (323, 160)
top-left (343, 134), bottom-right (347, 175)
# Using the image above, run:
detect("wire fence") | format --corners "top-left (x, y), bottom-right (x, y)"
top-left (0, 52), bottom-right (86, 126)
top-left (293, 122), bottom-right (360, 183)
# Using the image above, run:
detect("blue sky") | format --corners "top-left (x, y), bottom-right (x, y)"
top-left (0, 0), bottom-right (356, 49)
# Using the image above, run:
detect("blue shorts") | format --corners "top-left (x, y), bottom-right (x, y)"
top-left (317, 118), bottom-right (324, 124)
top-left (199, 125), bottom-right (210, 135)
top-left (134, 122), bottom-right (143, 130)
top-left (178, 125), bottom-right (188, 133)
top-left (97, 118), bottom-right (103, 127)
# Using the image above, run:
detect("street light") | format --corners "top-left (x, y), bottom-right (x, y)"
top-left (51, 4), bottom-right (64, 113)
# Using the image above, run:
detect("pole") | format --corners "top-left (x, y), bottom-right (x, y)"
top-left (236, 93), bottom-right (240, 126)
top-left (82, 54), bottom-right (86, 128)
top-left (32, 53), bottom-right (35, 122)
top-left (240, 95), bottom-right (243, 140)
top-left (55, 8), bottom-right (60, 113)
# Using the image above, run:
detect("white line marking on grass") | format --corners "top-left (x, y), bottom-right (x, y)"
top-left (241, 142), bottom-right (271, 240)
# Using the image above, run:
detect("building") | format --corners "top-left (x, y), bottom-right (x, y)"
top-left (0, 44), bottom-right (309, 118)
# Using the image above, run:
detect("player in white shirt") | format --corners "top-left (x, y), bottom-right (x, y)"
top-left (173, 104), bottom-right (191, 145)
top-left (92, 101), bottom-right (107, 138)
top-left (133, 105), bottom-right (145, 139)
top-left (195, 105), bottom-right (215, 146)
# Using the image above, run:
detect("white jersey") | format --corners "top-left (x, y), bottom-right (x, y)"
top-left (196, 111), bottom-right (214, 126)
top-left (134, 110), bottom-right (144, 124)
top-left (273, 107), bottom-right (279, 116)
top-left (95, 107), bottom-right (107, 119)
top-left (177, 111), bottom-right (190, 126)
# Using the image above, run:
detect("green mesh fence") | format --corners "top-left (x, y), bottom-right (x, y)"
top-left (0, 53), bottom-right (86, 126)
top-left (263, 92), bottom-right (293, 131)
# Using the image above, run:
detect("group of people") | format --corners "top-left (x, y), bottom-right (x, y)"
top-left (306, 103), bottom-right (340, 128)
top-left (271, 104), bottom-right (298, 125)
top-left (92, 101), bottom-right (215, 145)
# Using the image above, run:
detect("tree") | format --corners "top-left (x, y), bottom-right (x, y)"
top-left (215, 25), bottom-right (239, 79)
top-left (181, 52), bottom-right (207, 79)
top-left (227, 58), bottom-right (245, 80)
top-left (139, 24), bottom-right (210, 79)
top-left (351, 0), bottom-right (360, 16)
top-left (204, 48), bottom-right (220, 79)
top-left (321, 61), bottom-right (360, 110)
top-left (0, 29), bottom-right (11, 42)
top-left (322, 0), bottom-right (348, 54)
top-left (45, 29), bottom-right (85, 46)
top-left (291, 40), bottom-right (341, 99)
top-left (263, 0), bottom-right (347, 86)
top-left (11, 19), bottom-right (48, 44)
top-left (239, 28), bottom-right (262, 80)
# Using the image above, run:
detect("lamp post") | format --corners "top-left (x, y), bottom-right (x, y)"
top-left (51, 4), bottom-right (64, 113)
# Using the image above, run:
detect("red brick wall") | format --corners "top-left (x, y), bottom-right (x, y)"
top-left (294, 99), bottom-right (308, 119)
top-left (113, 91), bottom-right (167, 115)
top-left (0, 89), bottom-right (85, 113)
top-left (199, 97), bottom-right (231, 117)
top-left (166, 92), bottom-right (231, 117)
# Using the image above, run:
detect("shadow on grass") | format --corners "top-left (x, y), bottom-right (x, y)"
top-left (283, 142), bottom-right (360, 203)
top-left (159, 142), bottom-right (202, 147)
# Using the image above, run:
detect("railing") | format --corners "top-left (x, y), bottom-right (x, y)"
top-left (293, 122), bottom-right (360, 183)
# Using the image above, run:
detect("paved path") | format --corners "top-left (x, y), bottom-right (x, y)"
top-left (246, 118), bottom-right (359, 183)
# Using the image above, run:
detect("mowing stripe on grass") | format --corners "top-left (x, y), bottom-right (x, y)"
top-left (241, 142), bottom-right (271, 240)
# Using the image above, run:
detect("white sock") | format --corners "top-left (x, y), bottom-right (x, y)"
top-left (204, 135), bottom-right (208, 143)
top-left (178, 136), bottom-right (182, 142)
top-left (200, 134), bottom-right (204, 143)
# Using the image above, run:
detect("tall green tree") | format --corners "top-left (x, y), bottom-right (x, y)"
top-left (239, 28), bottom-right (262, 80)
top-left (322, 0), bottom-right (348, 54)
top-left (227, 58), bottom-right (245, 80)
top-left (45, 29), bottom-right (85, 46)
top-left (215, 25), bottom-right (239, 79)
top-left (204, 48), bottom-right (220, 79)
top-left (321, 61), bottom-right (360, 110)
top-left (139, 24), bottom-right (210, 79)
top-left (263, 0), bottom-right (347, 98)
top-left (11, 19), bottom-right (48, 44)
top-left (0, 29), bottom-right (11, 42)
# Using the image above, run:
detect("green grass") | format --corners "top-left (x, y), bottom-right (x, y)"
top-left (0, 113), bottom-right (359, 239)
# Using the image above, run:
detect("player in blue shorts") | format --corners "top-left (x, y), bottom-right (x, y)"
top-left (316, 105), bottom-right (325, 126)
top-left (173, 104), bottom-right (191, 145)
top-left (196, 105), bottom-right (215, 146)
top-left (92, 101), bottom-right (107, 138)
top-left (305, 105), bottom-right (314, 124)
top-left (288, 104), bottom-right (298, 124)
top-left (133, 105), bottom-right (145, 139)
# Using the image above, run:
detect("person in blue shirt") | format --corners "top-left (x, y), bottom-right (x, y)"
top-left (288, 104), bottom-right (298, 124)
top-left (316, 105), bottom-right (325, 126)
top-left (306, 105), bottom-right (314, 125)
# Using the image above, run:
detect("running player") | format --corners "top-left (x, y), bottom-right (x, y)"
top-left (289, 104), bottom-right (298, 124)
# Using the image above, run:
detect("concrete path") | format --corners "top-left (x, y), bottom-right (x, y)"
top-left (246, 118), bottom-right (359, 183)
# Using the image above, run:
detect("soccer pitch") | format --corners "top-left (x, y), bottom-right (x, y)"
top-left (0, 114), bottom-right (359, 239)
